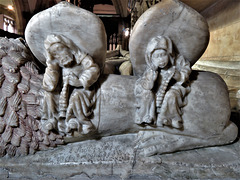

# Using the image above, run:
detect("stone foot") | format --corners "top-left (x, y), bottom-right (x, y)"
top-left (66, 118), bottom-right (94, 135)
top-left (156, 116), bottom-right (183, 129)
top-left (171, 117), bottom-right (183, 129)
top-left (66, 118), bottom-right (81, 133)
top-left (41, 118), bottom-right (57, 134)
top-left (135, 115), bottom-right (154, 125)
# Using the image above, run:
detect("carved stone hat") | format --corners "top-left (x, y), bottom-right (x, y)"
top-left (25, 2), bottom-right (107, 70)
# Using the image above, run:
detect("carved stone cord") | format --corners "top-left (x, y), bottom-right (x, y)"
top-left (156, 67), bottom-right (175, 109)
top-left (59, 77), bottom-right (69, 118)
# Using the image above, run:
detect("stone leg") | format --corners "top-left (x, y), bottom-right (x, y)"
top-left (156, 87), bottom-right (188, 129)
top-left (65, 89), bottom-right (94, 135)
top-left (135, 87), bottom-right (155, 124)
top-left (41, 91), bottom-right (58, 134)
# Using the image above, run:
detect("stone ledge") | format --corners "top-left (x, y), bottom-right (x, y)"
top-left (0, 134), bottom-right (239, 179)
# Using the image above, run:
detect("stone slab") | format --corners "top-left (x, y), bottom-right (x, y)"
top-left (0, 134), bottom-right (239, 179)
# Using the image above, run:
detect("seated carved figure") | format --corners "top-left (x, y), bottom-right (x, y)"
top-left (135, 36), bottom-right (191, 129)
top-left (41, 34), bottom-right (100, 135)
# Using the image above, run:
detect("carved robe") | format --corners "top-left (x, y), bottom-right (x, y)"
top-left (64, 54), bottom-right (100, 129)
top-left (135, 55), bottom-right (191, 127)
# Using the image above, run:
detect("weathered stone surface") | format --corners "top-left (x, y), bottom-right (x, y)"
top-left (129, 0), bottom-right (209, 76)
top-left (25, 2), bottom-right (107, 70)
top-left (0, 134), bottom-right (239, 179)
top-left (183, 71), bottom-right (235, 137)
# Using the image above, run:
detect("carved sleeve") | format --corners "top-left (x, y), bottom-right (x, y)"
top-left (42, 62), bottom-right (60, 92)
top-left (175, 55), bottom-right (191, 84)
top-left (78, 56), bottom-right (100, 89)
top-left (140, 68), bottom-right (158, 90)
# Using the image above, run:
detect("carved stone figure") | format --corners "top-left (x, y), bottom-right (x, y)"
top-left (41, 34), bottom-right (100, 135)
top-left (135, 36), bottom-right (191, 128)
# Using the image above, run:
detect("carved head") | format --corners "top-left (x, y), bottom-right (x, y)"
top-left (49, 43), bottom-right (74, 67)
top-left (145, 36), bottom-right (174, 70)
top-left (44, 35), bottom-right (74, 67)
top-left (44, 34), bottom-right (86, 68)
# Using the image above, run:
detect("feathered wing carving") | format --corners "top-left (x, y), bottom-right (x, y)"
top-left (0, 37), bottom-right (64, 157)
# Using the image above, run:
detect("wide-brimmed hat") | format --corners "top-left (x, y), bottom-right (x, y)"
top-left (25, 2), bottom-right (107, 70)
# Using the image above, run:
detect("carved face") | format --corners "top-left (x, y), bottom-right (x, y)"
top-left (151, 49), bottom-right (169, 69)
top-left (49, 43), bottom-right (73, 67)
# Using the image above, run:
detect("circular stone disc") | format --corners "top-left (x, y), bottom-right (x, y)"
top-left (25, 2), bottom-right (107, 70)
top-left (129, 0), bottom-right (209, 76)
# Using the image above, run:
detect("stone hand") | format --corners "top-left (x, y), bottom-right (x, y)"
top-left (173, 71), bottom-right (181, 82)
top-left (141, 79), bottom-right (154, 90)
top-left (65, 72), bottom-right (82, 87)
top-left (8, 66), bottom-right (18, 73)
top-left (135, 130), bottom-right (178, 157)
top-left (141, 70), bottom-right (158, 90)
